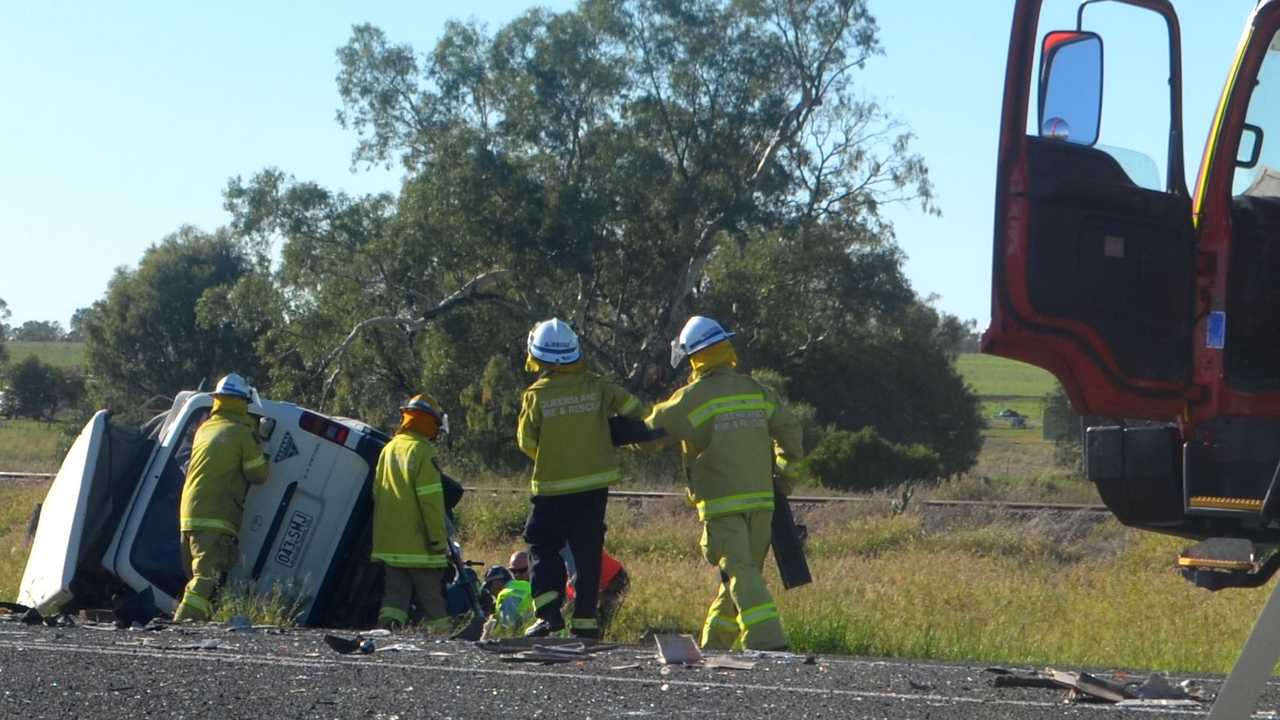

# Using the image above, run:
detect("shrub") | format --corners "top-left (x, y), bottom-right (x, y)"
top-left (3, 356), bottom-right (79, 420)
top-left (806, 426), bottom-right (942, 492)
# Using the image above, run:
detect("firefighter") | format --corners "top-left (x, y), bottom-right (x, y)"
top-left (517, 318), bottom-right (647, 639)
top-left (372, 394), bottom-right (451, 630)
top-left (174, 373), bottom-right (269, 621)
top-left (646, 316), bottom-right (804, 651)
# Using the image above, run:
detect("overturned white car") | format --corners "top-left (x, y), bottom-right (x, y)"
top-left (19, 391), bottom-right (388, 626)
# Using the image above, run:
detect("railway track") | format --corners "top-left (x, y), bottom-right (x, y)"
top-left (0, 470), bottom-right (1110, 514)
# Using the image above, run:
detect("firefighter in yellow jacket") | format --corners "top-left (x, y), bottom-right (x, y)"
top-left (175, 373), bottom-right (269, 621)
top-left (372, 394), bottom-right (451, 629)
top-left (646, 316), bottom-right (803, 651)
top-left (517, 318), bottom-right (646, 638)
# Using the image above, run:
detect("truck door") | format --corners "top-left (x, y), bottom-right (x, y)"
top-left (984, 0), bottom-right (1195, 419)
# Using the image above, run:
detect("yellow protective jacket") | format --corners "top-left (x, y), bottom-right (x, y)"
top-left (179, 404), bottom-right (269, 536)
top-left (516, 371), bottom-right (645, 496)
top-left (495, 579), bottom-right (534, 628)
top-left (646, 365), bottom-right (804, 520)
top-left (371, 430), bottom-right (449, 569)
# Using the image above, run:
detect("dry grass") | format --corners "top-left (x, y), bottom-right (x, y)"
top-left (0, 481), bottom-right (51, 602)
top-left (464, 499), bottom-right (1274, 673)
top-left (0, 419), bottom-right (70, 473)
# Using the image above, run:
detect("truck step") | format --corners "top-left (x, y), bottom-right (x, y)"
top-left (1187, 496), bottom-right (1264, 513)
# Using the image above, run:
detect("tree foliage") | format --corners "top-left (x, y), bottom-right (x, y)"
top-left (82, 227), bottom-right (264, 416)
top-left (11, 320), bottom-right (65, 342)
top-left (66, 308), bottom-right (91, 342)
top-left (3, 356), bottom-right (81, 420)
top-left (189, 0), bottom-right (981, 475)
top-left (0, 297), bottom-right (7, 365)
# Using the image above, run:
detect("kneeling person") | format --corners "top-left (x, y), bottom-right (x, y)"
top-left (373, 394), bottom-right (451, 629)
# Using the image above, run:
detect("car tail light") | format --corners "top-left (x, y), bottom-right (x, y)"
top-left (299, 411), bottom-right (350, 446)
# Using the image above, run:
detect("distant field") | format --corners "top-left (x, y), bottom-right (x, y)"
top-left (956, 353), bottom-right (1069, 480)
top-left (5, 341), bottom-right (85, 368)
top-left (956, 353), bottom-right (1056, 398)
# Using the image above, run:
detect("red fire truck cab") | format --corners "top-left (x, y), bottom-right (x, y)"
top-left (986, 0), bottom-right (1280, 587)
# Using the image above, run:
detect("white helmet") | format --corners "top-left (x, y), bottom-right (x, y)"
top-left (212, 373), bottom-right (253, 400)
top-left (670, 316), bottom-right (734, 368)
top-left (527, 318), bottom-right (582, 365)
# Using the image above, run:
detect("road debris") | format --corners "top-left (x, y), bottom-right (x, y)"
top-left (323, 634), bottom-right (375, 655)
top-left (985, 667), bottom-right (1061, 689)
top-left (495, 641), bottom-right (618, 664)
top-left (986, 666), bottom-right (1208, 706)
top-left (172, 638), bottom-right (227, 651)
top-left (654, 634), bottom-right (702, 665)
top-left (703, 655), bottom-right (756, 670)
top-left (373, 643), bottom-right (424, 653)
top-left (498, 650), bottom-right (579, 664)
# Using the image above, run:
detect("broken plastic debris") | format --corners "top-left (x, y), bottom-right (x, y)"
top-left (499, 650), bottom-right (578, 664)
top-left (1116, 699), bottom-right (1202, 708)
top-left (654, 634), bottom-right (702, 665)
top-left (373, 643), bottom-right (423, 653)
top-left (702, 655), bottom-right (756, 670)
top-left (173, 638), bottom-right (226, 650)
top-left (986, 667), bottom-right (1061, 689)
top-left (1135, 674), bottom-right (1190, 701)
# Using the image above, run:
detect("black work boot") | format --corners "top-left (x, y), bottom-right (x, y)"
top-left (524, 616), bottom-right (564, 638)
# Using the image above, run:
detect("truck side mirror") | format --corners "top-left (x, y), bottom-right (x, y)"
top-left (1038, 31), bottom-right (1103, 146)
top-left (1237, 123), bottom-right (1264, 169)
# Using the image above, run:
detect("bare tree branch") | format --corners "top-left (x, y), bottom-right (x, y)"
top-left (316, 269), bottom-right (512, 405)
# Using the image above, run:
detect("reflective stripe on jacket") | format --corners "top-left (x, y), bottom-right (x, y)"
top-left (517, 372), bottom-right (646, 496)
top-left (646, 366), bottom-right (804, 520)
top-left (179, 407), bottom-right (268, 536)
top-left (371, 430), bottom-right (449, 569)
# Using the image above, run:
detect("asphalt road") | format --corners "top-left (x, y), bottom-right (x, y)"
top-left (0, 623), bottom-right (1275, 719)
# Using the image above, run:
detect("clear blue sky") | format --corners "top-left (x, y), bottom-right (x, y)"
top-left (0, 1), bottom-right (1253, 331)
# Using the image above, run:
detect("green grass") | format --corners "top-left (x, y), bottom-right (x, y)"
top-left (0, 478), bottom-right (1267, 674)
top-left (5, 342), bottom-right (84, 369)
top-left (957, 353), bottom-right (1057, 399)
top-left (956, 352), bottom-right (1068, 480)
top-left (463, 501), bottom-right (1277, 673)
top-left (0, 481), bottom-right (50, 602)
top-left (0, 419), bottom-right (71, 473)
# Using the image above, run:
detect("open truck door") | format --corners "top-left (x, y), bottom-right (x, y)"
top-left (985, 0), bottom-right (1194, 420)
top-left (985, 0), bottom-right (1194, 532)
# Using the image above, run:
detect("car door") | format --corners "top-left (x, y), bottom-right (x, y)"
top-left (984, 0), bottom-right (1195, 419)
